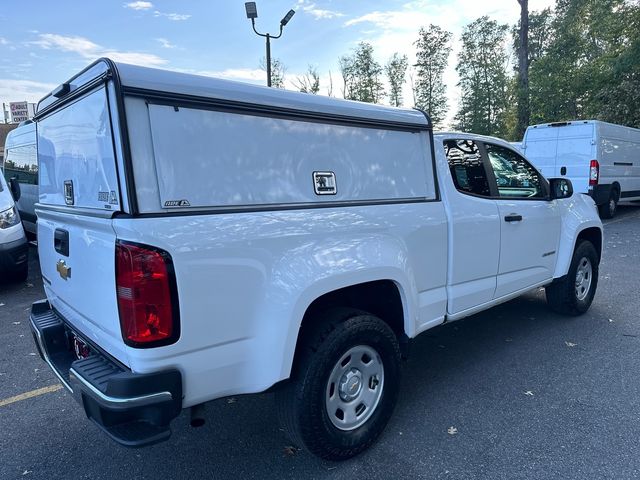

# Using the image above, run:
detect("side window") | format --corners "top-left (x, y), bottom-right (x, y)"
top-left (485, 143), bottom-right (546, 199)
top-left (444, 139), bottom-right (491, 197)
top-left (4, 144), bottom-right (38, 186)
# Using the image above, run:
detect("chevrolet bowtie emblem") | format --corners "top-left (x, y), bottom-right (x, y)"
top-left (56, 260), bottom-right (71, 280)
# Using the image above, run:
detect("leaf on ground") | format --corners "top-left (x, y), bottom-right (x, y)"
top-left (283, 445), bottom-right (300, 456)
top-left (22, 471), bottom-right (32, 476)
top-left (505, 338), bottom-right (513, 342)
top-left (524, 391), bottom-right (534, 396)
top-left (226, 397), bottom-right (237, 404)
top-left (26, 283), bottom-right (34, 288)
top-left (608, 319), bottom-right (614, 323)
top-left (13, 321), bottom-right (20, 325)
top-left (0, 303), bottom-right (5, 307)
top-left (565, 341), bottom-right (577, 347)
top-left (447, 426), bottom-right (458, 435)
top-left (28, 353), bottom-right (36, 356)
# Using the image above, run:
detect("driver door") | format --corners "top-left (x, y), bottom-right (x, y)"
top-left (482, 142), bottom-right (562, 299)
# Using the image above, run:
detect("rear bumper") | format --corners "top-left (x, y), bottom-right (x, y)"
top-left (29, 300), bottom-right (183, 447)
top-left (0, 237), bottom-right (28, 272)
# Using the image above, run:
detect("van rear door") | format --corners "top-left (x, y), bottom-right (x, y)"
top-left (523, 126), bottom-right (558, 178)
top-left (36, 85), bottom-right (129, 364)
top-left (554, 122), bottom-right (595, 193)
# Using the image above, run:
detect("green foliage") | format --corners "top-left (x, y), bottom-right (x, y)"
top-left (295, 65), bottom-right (320, 94)
top-left (528, 0), bottom-right (640, 128)
top-left (339, 42), bottom-right (385, 103)
top-left (596, 3), bottom-right (640, 127)
top-left (385, 53), bottom-right (409, 107)
top-left (454, 16), bottom-right (510, 136)
top-left (414, 25), bottom-right (452, 128)
top-left (260, 57), bottom-right (286, 89)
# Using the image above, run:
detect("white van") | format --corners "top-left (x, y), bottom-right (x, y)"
top-left (3, 121), bottom-right (38, 237)
top-left (522, 120), bottom-right (640, 218)
top-left (0, 173), bottom-right (28, 281)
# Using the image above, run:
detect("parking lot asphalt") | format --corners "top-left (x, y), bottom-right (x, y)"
top-left (1, 205), bottom-right (640, 480)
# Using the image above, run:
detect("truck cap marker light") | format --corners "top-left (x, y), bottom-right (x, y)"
top-left (52, 83), bottom-right (71, 98)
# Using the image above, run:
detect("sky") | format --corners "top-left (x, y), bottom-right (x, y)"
top-left (0, 0), bottom-right (555, 126)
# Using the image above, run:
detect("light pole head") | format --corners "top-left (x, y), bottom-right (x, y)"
top-left (245, 2), bottom-right (258, 19)
top-left (280, 9), bottom-right (295, 26)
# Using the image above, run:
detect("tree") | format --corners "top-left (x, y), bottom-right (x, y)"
top-left (454, 16), bottom-right (510, 136)
top-left (327, 70), bottom-right (334, 97)
top-left (596, 2), bottom-right (640, 128)
top-left (526, 0), bottom-right (632, 125)
top-left (385, 53), bottom-right (408, 107)
top-left (259, 57), bottom-right (286, 89)
top-left (515, 0), bottom-right (530, 139)
top-left (414, 25), bottom-right (452, 128)
top-left (294, 65), bottom-right (320, 94)
top-left (339, 42), bottom-right (385, 103)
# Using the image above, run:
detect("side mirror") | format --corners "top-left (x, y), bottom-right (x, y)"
top-left (9, 177), bottom-right (21, 202)
top-left (549, 177), bottom-right (573, 200)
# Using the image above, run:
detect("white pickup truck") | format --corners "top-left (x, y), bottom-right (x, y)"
top-left (30, 59), bottom-right (602, 460)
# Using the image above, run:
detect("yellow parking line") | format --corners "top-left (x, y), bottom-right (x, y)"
top-left (0, 384), bottom-right (63, 408)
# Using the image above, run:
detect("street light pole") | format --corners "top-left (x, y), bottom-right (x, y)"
top-left (265, 33), bottom-right (271, 87)
top-left (245, 3), bottom-right (295, 87)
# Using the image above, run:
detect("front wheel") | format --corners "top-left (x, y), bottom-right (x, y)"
top-left (545, 240), bottom-right (599, 315)
top-left (275, 311), bottom-right (401, 460)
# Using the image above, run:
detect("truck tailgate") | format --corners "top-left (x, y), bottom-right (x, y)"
top-left (37, 209), bottom-right (128, 365)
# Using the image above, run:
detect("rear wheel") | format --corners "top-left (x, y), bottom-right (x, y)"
top-left (545, 240), bottom-right (598, 315)
top-left (598, 188), bottom-right (619, 219)
top-left (276, 310), bottom-right (401, 460)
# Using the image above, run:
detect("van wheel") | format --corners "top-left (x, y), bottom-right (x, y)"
top-left (275, 310), bottom-right (401, 460)
top-left (599, 189), bottom-right (619, 219)
top-left (545, 240), bottom-right (598, 316)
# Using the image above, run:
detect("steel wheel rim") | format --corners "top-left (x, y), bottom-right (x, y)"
top-left (575, 257), bottom-right (593, 301)
top-left (325, 345), bottom-right (384, 431)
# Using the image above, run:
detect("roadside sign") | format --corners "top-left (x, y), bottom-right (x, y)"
top-left (10, 101), bottom-right (29, 123)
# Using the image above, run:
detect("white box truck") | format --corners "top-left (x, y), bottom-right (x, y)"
top-left (29, 59), bottom-right (602, 460)
top-left (522, 120), bottom-right (640, 218)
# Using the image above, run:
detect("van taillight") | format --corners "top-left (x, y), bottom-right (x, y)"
top-left (589, 160), bottom-right (599, 186)
top-left (116, 241), bottom-right (179, 348)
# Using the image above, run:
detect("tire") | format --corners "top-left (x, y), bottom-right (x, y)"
top-left (545, 240), bottom-right (598, 316)
top-left (10, 263), bottom-right (28, 283)
top-left (275, 310), bottom-right (401, 460)
top-left (598, 188), bottom-right (619, 219)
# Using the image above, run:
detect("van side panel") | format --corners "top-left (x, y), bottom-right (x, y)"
top-left (598, 122), bottom-right (640, 200)
top-left (112, 202), bottom-right (447, 406)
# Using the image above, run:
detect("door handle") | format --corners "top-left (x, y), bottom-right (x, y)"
top-left (54, 229), bottom-right (69, 256)
top-left (504, 214), bottom-right (523, 222)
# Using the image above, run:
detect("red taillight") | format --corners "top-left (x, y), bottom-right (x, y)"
top-left (589, 160), bottom-right (599, 186)
top-left (116, 241), bottom-right (179, 348)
